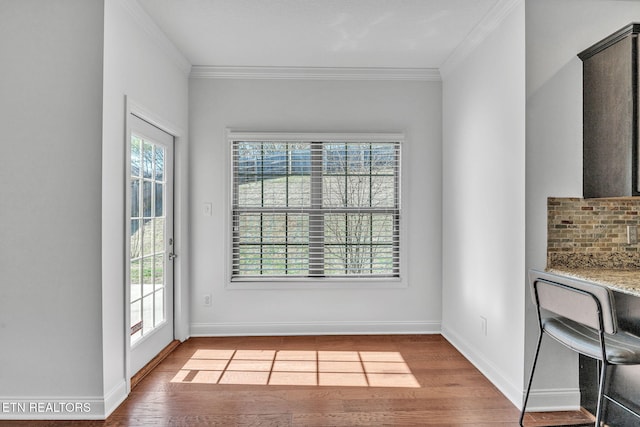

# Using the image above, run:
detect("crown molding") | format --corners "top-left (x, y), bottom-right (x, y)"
top-left (190, 66), bottom-right (441, 81)
top-left (120, 0), bottom-right (192, 76)
top-left (439, 0), bottom-right (523, 78)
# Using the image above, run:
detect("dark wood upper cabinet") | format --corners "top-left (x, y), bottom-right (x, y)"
top-left (579, 23), bottom-right (640, 198)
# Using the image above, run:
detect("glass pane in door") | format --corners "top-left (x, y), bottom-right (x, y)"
top-left (130, 136), bottom-right (167, 345)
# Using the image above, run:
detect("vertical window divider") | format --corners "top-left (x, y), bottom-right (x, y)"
top-left (309, 141), bottom-right (324, 277)
top-left (369, 143), bottom-right (374, 274)
top-left (260, 144), bottom-right (265, 276)
top-left (344, 144), bottom-right (349, 276)
top-left (394, 142), bottom-right (401, 276)
top-left (285, 143), bottom-right (290, 275)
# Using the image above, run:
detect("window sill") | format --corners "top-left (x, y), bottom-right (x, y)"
top-left (226, 277), bottom-right (406, 290)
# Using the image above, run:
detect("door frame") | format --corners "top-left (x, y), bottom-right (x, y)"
top-left (124, 97), bottom-right (188, 392)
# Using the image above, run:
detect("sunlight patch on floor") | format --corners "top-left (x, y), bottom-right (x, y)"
top-left (171, 349), bottom-right (420, 388)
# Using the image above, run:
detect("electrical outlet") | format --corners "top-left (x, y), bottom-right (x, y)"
top-left (203, 202), bottom-right (212, 216)
top-left (627, 225), bottom-right (638, 245)
top-left (480, 316), bottom-right (487, 336)
top-left (204, 294), bottom-right (211, 306)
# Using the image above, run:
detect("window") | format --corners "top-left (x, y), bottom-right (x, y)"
top-left (230, 132), bottom-right (401, 280)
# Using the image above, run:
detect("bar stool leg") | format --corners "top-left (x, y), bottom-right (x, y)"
top-left (594, 360), bottom-right (608, 426)
top-left (520, 332), bottom-right (544, 426)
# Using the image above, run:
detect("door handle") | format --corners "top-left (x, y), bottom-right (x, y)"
top-left (168, 238), bottom-right (177, 260)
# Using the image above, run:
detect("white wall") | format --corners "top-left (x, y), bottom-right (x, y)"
top-left (102, 0), bottom-right (189, 415)
top-left (441, 1), bottom-right (526, 407)
top-left (189, 78), bottom-right (442, 336)
top-left (525, 0), bottom-right (640, 410)
top-left (0, 0), bottom-right (105, 418)
top-left (0, 0), bottom-right (189, 419)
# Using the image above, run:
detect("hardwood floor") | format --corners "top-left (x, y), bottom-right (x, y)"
top-left (0, 335), bottom-right (593, 426)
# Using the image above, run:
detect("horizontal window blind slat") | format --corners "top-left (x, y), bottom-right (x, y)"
top-left (233, 207), bottom-right (400, 214)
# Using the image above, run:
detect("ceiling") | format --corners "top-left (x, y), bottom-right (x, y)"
top-left (138, 0), bottom-right (500, 69)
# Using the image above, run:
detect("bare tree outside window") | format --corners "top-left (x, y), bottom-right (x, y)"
top-left (323, 143), bottom-right (398, 276)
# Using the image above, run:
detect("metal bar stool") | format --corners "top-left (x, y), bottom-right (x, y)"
top-left (520, 270), bottom-right (640, 426)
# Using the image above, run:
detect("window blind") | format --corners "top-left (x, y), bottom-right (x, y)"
top-left (231, 139), bottom-right (400, 279)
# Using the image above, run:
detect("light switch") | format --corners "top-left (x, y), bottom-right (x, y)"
top-left (203, 202), bottom-right (212, 216)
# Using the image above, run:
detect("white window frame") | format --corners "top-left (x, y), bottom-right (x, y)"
top-left (226, 130), bottom-right (406, 289)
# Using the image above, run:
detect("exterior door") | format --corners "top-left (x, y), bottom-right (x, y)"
top-left (128, 114), bottom-right (175, 375)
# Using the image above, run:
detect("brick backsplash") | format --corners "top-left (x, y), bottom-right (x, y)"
top-left (547, 197), bottom-right (640, 269)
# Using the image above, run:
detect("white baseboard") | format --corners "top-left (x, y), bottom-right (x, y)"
top-left (103, 380), bottom-right (128, 418)
top-left (442, 325), bottom-right (523, 407)
top-left (190, 320), bottom-right (441, 336)
top-left (441, 325), bottom-right (580, 411)
top-left (524, 388), bottom-right (581, 412)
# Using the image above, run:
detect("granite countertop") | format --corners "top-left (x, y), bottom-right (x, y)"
top-left (546, 267), bottom-right (640, 297)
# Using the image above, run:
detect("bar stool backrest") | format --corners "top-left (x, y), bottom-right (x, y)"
top-left (529, 271), bottom-right (617, 335)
